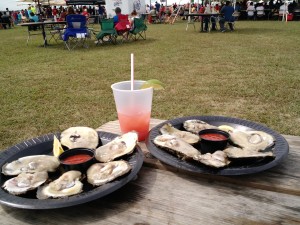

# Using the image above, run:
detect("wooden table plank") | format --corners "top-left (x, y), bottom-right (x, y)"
top-left (0, 167), bottom-right (299, 225)
top-left (96, 119), bottom-right (300, 196)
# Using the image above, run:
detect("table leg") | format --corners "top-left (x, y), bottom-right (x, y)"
top-left (41, 24), bottom-right (48, 47)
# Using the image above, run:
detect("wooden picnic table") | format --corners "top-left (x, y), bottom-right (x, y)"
top-left (0, 118), bottom-right (299, 224)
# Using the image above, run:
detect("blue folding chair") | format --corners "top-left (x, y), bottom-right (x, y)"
top-left (63, 14), bottom-right (90, 50)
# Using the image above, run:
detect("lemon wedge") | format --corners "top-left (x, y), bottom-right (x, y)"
top-left (140, 79), bottom-right (165, 90)
top-left (218, 125), bottom-right (235, 133)
top-left (53, 135), bottom-right (64, 157)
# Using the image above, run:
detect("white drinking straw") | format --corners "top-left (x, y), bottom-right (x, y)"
top-left (131, 53), bottom-right (134, 91)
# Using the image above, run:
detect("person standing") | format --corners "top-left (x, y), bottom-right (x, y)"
top-left (219, 1), bottom-right (235, 32)
top-left (52, 6), bottom-right (58, 21)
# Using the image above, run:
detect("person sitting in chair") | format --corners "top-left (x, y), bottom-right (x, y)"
top-left (29, 12), bottom-right (39, 22)
top-left (113, 7), bottom-right (122, 26)
top-left (1, 12), bottom-right (11, 29)
top-left (219, 1), bottom-right (235, 32)
top-left (246, 2), bottom-right (255, 20)
top-left (203, 4), bottom-right (217, 32)
top-left (129, 10), bottom-right (139, 30)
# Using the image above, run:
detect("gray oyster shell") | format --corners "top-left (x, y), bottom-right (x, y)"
top-left (37, 170), bottom-right (83, 199)
top-left (2, 155), bottom-right (60, 176)
top-left (95, 132), bottom-right (137, 163)
top-left (87, 161), bottom-right (131, 186)
top-left (160, 123), bottom-right (200, 144)
top-left (2, 172), bottom-right (48, 195)
top-left (60, 126), bottom-right (99, 149)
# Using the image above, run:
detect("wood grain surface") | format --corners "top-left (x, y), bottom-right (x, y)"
top-left (0, 167), bottom-right (299, 225)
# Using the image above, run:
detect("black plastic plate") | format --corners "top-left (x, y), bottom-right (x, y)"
top-left (145, 116), bottom-right (289, 175)
top-left (0, 131), bottom-right (144, 209)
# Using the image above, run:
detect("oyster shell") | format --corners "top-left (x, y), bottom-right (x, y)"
top-left (37, 170), bottom-right (83, 199)
top-left (193, 151), bottom-right (231, 168)
top-left (2, 155), bottom-right (60, 176)
top-left (95, 132), bottom-right (138, 163)
top-left (153, 134), bottom-right (200, 160)
top-left (87, 161), bottom-right (131, 186)
top-left (160, 123), bottom-right (200, 144)
top-left (224, 146), bottom-right (274, 159)
top-left (230, 130), bottom-right (275, 152)
top-left (2, 172), bottom-right (48, 195)
top-left (183, 120), bottom-right (217, 134)
top-left (60, 126), bottom-right (99, 149)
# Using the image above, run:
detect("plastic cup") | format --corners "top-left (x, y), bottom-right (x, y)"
top-left (111, 80), bottom-right (153, 141)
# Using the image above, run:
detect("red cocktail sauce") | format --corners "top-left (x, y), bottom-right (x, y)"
top-left (200, 133), bottom-right (227, 141)
top-left (62, 154), bottom-right (92, 164)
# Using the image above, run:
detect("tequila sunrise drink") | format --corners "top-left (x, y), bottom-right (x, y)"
top-left (111, 81), bottom-right (153, 141)
top-left (118, 111), bottom-right (151, 141)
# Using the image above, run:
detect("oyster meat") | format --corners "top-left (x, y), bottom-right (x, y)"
top-left (37, 170), bottom-right (83, 199)
top-left (2, 172), bottom-right (48, 195)
top-left (153, 134), bottom-right (200, 160)
top-left (60, 126), bottom-right (99, 149)
top-left (2, 155), bottom-right (60, 176)
top-left (230, 130), bottom-right (275, 152)
top-left (95, 132), bottom-right (138, 163)
top-left (224, 146), bottom-right (274, 159)
top-left (183, 120), bottom-right (217, 134)
top-left (87, 161), bottom-right (131, 186)
top-left (193, 151), bottom-right (231, 168)
top-left (160, 123), bottom-right (200, 144)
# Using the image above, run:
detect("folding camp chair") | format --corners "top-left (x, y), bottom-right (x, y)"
top-left (63, 14), bottom-right (90, 50)
top-left (95, 19), bottom-right (117, 45)
top-left (115, 14), bottom-right (131, 43)
top-left (129, 18), bottom-right (147, 40)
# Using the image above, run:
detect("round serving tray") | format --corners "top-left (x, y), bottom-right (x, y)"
top-left (0, 131), bottom-right (143, 209)
top-left (145, 116), bottom-right (289, 175)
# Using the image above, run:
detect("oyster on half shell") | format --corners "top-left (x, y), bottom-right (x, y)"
top-left (183, 120), bottom-right (217, 134)
top-left (95, 132), bottom-right (138, 163)
top-left (37, 170), bottom-right (83, 199)
top-left (160, 123), bottom-right (200, 144)
top-left (230, 130), bottom-right (275, 152)
top-left (87, 161), bottom-right (131, 186)
top-left (60, 126), bottom-right (99, 149)
top-left (224, 146), bottom-right (274, 159)
top-left (153, 134), bottom-right (200, 160)
top-left (2, 155), bottom-right (60, 176)
top-left (2, 172), bottom-right (48, 195)
top-left (193, 151), bottom-right (231, 168)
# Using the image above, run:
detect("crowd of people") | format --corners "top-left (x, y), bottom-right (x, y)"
top-left (1, 0), bottom-right (300, 30)
top-left (0, 4), bottom-right (107, 29)
top-left (144, 0), bottom-right (300, 24)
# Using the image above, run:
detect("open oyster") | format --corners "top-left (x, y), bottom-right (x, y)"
top-left (160, 123), bottom-right (200, 144)
top-left (37, 170), bottom-right (83, 199)
top-left (2, 155), bottom-right (60, 176)
top-left (224, 146), bottom-right (274, 159)
top-left (60, 126), bottom-right (99, 149)
top-left (183, 120), bottom-right (217, 134)
top-left (230, 130), bottom-right (275, 152)
top-left (153, 134), bottom-right (200, 160)
top-left (87, 161), bottom-right (131, 186)
top-left (95, 132), bottom-right (138, 163)
top-left (193, 151), bottom-right (231, 168)
top-left (2, 172), bottom-right (48, 195)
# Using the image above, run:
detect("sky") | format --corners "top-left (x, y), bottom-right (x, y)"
top-left (0, 0), bottom-right (191, 11)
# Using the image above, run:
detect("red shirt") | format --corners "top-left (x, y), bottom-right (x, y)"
top-left (52, 8), bottom-right (58, 16)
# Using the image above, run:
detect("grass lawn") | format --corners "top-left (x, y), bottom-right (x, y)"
top-left (0, 20), bottom-right (299, 150)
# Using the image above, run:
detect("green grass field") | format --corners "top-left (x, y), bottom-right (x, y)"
top-left (0, 20), bottom-right (299, 150)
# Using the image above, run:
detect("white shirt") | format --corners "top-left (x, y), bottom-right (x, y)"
top-left (256, 6), bottom-right (265, 15)
top-left (247, 5), bottom-right (255, 16)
